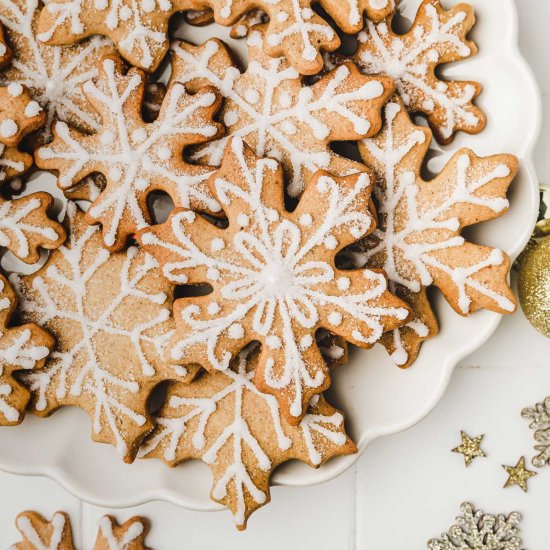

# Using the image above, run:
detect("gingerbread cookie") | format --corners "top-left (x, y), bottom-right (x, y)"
top-left (0, 1), bottom-right (116, 145)
top-left (137, 137), bottom-right (411, 423)
top-left (36, 54), bottom-right (224, 251)
top-left (140, 344), bottom-right (356, 529)
top-left (10, 511), bottom-right (75, 550)
top-left (0, 191), bottom-right (66, 263)
top-left (170, 28), bottom-right (394, 197)
top-left (10, 204), bottom-right (191, 461)
top-left (93, 516), bottom-right (151, 550)
top-left (320, 0), bottom-right (395, 34)
top-left (349, 98), bottom-right (517, 368)
top-left (0, 274), bottom-right (53, 426)
top-left (353, 0), bottom-right (486, 144)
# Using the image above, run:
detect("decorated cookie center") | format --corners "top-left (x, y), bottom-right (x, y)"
top-left (258, 261), bottom-right (296, 296)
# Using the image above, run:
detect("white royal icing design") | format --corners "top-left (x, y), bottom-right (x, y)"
top-left (37, 57), bottom-right (221, 249)
top-left (0, 143), bottom-right (27, 183)
top-left (139, 345), bottom-right (351, 528)
top-left (170, 33), bottom-right (387, 197)
top-left (12, 512), bottom-right (68, 550)
top-left (0, 195), bottom-right (61, 261)
top-left (0, 277), bottom-right (50, 424)
top-left (97, 516), bottom-right (145, 549)
top-left (139, 137), bottom-right (409, 420)
top-left (355, 0), bottom-right (482, 141)
top-left (0, 0), bottom-right (115, 140)
top-left (11, 204), bottom-right (177, 457)
top-left (356, 100), bottom-right (515, 316)
top-left (37, 0), bottom-right (173, 70)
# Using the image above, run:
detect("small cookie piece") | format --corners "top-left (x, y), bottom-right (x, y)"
top-left (35, 55), bottom-right (223, 251)
top-left (170, 29), bottom-right (394, 197)
top-left (0, 84), bottom-right (45, 147)
top-left (93, 516), bottom-right (151, 550)
top-left (11, 204), bottom-right (189, 461)
top-left (0, 191), bottom-right (66, 263)
top-left (140, 344), bottom-right (356, 530)
top-left (320, 0), bottom-right (395, 34)
top-left (0, 275), bottom-right (53, 426)
top-left (349, 98), bottom-right (517, 368)
top-left (0, 1), bottom-right (116, 145)
top-left (137, 137), bottom-right (411, 424)
top-left (10, 511), bottom-right (75, 550)
top-left (353, 0), bottom-right (486, 144)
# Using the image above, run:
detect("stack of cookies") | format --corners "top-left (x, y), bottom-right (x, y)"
top-left (0, 0), bottom-right (519, 529)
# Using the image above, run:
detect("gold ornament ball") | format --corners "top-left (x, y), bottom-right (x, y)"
top-left (518, 238), bottom-right (550, 338)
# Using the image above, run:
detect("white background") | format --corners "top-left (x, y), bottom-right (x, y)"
top-left (1, 0), bottom-right (549, 548)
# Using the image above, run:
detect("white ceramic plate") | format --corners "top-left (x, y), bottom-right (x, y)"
top-left (0, 0), bottom-right (540, 511)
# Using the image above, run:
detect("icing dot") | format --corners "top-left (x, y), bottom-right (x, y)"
top-left (120, 6), bottom-right (132, 20)
top-left (207, 267), bottom-right (220, 281)
top-left (277, 11), bottom-right (289, 22)
top-left (328, 312), bottom-right (343, 326)
top-left (245, 89), bottom-right (260, 104)
top-left (135, 178), bottom-right (148, 190)
top-left (211, 238), bottom-right (225, 252)
top-left (299, 213), bottom-right (312, 226)
top-left (157, 146), bottom-right (171, 160)
top-left (94, 0), bottom-right (108, 8)
top-left (324, 235), bottom-right (338, 250)
top-left (24, 101), bottom-right (42, 118)
top-left (207, 302), bottom-right (221, 315)
top-left (337, 277), bottom-right (350, 291)
top-left (108, 167), bottom-right (122, 181)
top-left (237, 213), bottom-right (249, 227)
top-left (224, 111), bottom-right (239, 127)
top-left (302, 8), bottom-right (314, 19)
top-left (0, 119), bottom-right (17, 138)
top-left (132, 128), bottom-right (147, 143)
top-left (0, 44), bottom-right (5, 56)
top-left (278, 92), bottom-right (292, 108)
top-left (228, 323), bottom-right (244, 339)
top-left (7, 83), bottom-right (23, 96)
top-left (266, 335), bottom-right (281, 349)
top-left (266, 208), bottom-right (279, 222)
top-left (299, 335), bottom-right (313, 351)
top-left (100, 131), bottom-right (115, 145)
top-left (281, 121), bottom-right (297, 135)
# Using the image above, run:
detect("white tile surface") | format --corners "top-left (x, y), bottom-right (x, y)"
top-left (0, 0), bottom-right (548, 548)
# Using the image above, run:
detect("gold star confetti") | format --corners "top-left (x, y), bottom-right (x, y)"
top-left (502, 457), bottom-right (537, 492)
top-left (452, 431), bottom-right (487, 466)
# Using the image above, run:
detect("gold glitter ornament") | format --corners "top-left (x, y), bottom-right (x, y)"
top-left (517, 237), bottom-right (550, 338)
top-left (452, 431), bottom-right (487, 466)
top-left (502, 457), bottom-right (537, 492)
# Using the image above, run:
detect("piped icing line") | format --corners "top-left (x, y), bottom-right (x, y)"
top-left (170, 29), bottom-right (394, 197)
top-left (35, 55), bottom-right (223, 251)
top-left (353, 0), bottom-right (486, 144)
top-left (10, 204), bottom-right (185, 461)
top-left (11, 511), bottom-right (75, 550)
top-left (94, 515), bottom-right (150, 550)
top-left (139, 343), bottom-right (356, 530)
top-left (137, 136), bottom-right (410, 423)
top-left (347, 97), bottom-right (517, 368)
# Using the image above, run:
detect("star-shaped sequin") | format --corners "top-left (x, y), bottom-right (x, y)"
top-left (502, 457), bottom-right (537, 492)
top-left (452, 431), bottom-right (486, 466)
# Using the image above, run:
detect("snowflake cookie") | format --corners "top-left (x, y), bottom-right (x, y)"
top-left (0, 191), bottom-right (66, 263)
top-left (137, 137), bottom-right (411, 423)
top-left (0, 274), bottom-right (53, 426)
top-left (522, 395), bottom-right (550, 468)
top-left (0, 0), bottom-right (116, 146)
top-left (353, 0), bottom-right (486, 144)
top-left (35, 54), bottom-right (224, 251)
top-left (170, 29), bottom-right (394, 197)
top-left (428, 502), bottom-right (523, 550)
top-left (140, 344), bottom-right (356, 529)
top-left (93, 516), bottom-right (151, 550)
top-left (10, 204), bottom-right (190, 461)
top-left (349, 98), bottom-right (517, 369)
top-left (11, 511), bottom-right (75, 550)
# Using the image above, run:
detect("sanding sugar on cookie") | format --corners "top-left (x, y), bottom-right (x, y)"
top-left (0, 274), bottom-right (54, 427)
top-left (346, 97), bottom-right (517, 368)
top-left (35, 54), bottom-right (224, 252)
top-left (140, 343), bottom-right (357, 530)
top-left (137, 137), bottom-right (411, 424)
top-left (353, 0), bottom-right (486, 144)
top-left (170, 28), bottom-right (394, 197)
top-left (10, 511), bottom-right (75, 550)
top-left (10, 203), bottom-right (194, 462)
top-left (0, 1), bottom-right (116, 145)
